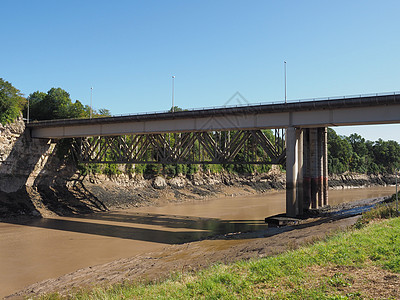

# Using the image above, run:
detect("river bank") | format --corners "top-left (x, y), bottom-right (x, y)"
top-left (3, 186), bottom-right (396, 299)
top-left (18, 214), bottom-right (400, 300)
top-left (1, 165), bottom-right (397, 220)
top-left (8, 193), bottom-right (397, 299)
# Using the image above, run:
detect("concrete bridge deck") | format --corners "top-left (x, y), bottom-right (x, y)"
top-left (27, 93), bottom-right (400, 139)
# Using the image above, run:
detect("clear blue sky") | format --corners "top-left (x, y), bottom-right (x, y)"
top-left (2, 0), bottom-right (400, 142)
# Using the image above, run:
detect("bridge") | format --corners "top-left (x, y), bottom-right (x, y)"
top-left (27, 93), bottom-right (400, 217)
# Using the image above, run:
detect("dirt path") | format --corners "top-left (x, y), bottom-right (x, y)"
top-left (9, 215), bottom-right (360, 298)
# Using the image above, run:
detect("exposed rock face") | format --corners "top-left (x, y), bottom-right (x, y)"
top-left (0, 116), bottom-right (57, 217)
top-left (153, 176), bottom-right (167, 189)
top-left (329, 173), bottom-right (397, 188)
top-left (169, 176), bottom-right (187, 189)
top-left (0, 116), bottom-right (55, 193)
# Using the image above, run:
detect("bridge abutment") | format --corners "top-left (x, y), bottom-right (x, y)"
top-left (286, 127), bottom-right (328, 217)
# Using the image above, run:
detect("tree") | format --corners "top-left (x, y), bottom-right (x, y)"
top-left (347, 133), bottom-right (368, 157)
top-left (327, 128), bottom-right (400, 175)
top-left (371, 139), bottom-right (400, 173)
top-left (28, 87), bottom-right (112, 121)
top-left (0, 78), bottom-right (26, 124)
top-left (28, 88), bottom-right (89, 120)
top-left (27, 91), bottom-right (47, 120)
top-left (168, 106), bottom-right (186, 113)
top-left (96, 108), bottom-right (112, 117)
top-left (346, 133), bottom-right (369, 173)
top-left (327, 128), bottom-right (353, 174)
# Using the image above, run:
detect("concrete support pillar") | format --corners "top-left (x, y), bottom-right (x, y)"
top-left (303, 128), bottom-right (311, 210)
top-left (286, 127), bottom-right (300, 217)
top-left (309, 128), bottom-right (319, 208)
top-left (322, 127), bottom-right (329, 206)
top-left (297, 129), bottom-right (304, 214)
top-left (286, 126), bottom-right (328, 216)
top-left (300, 127), bottom-right (329, 211)
top-left (317, 128), bottom-right (324, 207)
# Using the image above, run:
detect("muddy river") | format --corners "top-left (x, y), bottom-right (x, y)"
top-left (0, 186), bottom-right (395, 298)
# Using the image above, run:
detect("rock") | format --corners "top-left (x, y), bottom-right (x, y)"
top-left (191, 173), bottom-right (205, 186)
top-left (169, 177), bottom-right (186, 189)
top-left (153, 176), bottom-right (167, 189)
top-left (31, 210), bottom-right (41, 217)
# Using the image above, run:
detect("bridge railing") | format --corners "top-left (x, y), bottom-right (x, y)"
top-left (111, 91), bottom-right (400, 117)
top-left (27, 91), bottom-right (400, 124)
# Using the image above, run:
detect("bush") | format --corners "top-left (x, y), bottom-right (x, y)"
top-left (355, 196), bottom-right (400, 228)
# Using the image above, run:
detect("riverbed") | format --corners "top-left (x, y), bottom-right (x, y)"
top-left (0, 186), bottom-right (395, 298)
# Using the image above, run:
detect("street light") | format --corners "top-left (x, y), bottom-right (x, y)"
top-left (90, 87), bottom-right (93, 119)
top-left (172, 76), bottom-right (175, 113)
top-left (27, 97), bottom-right (30, 123)
top-left (284, 61), bottom-right (287, 104)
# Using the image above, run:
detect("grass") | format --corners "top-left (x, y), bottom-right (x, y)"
top-left (354, 194), bottom-right (400, 228)
top-left (38, 204), bottom-right (400, 300)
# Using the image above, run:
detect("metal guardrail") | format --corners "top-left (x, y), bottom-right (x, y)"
top-left (27, 91), bottom-right (400, 124)
top-left (112, 91), bottom-right (400, 117)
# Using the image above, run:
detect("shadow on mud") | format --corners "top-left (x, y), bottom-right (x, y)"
top-left (2, 212), bottom-right (270, 244)
top-left (1, 205), bottom-right (366, 245)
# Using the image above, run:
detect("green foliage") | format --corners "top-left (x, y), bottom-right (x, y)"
top-left (28, 87), bottom-right (111, 121)
top-left (188, 164), bottom-right (198, 174)
top-left (355, 197), bottom-right (400, 229)
top-left (328, 128), bottom-right (353, 174)
top-left (134, 164), bottom-right (146, 174)
top-left (55, 138), bottom-right (74, 160)
top-left (28, 91), bottom-right (47, 121)
top-left (145, 164), bottom-right (162, 175)
top-left (168, 106), bottom-right (186, 112)
top-left (76, 163), bottom-right (123, 176)
top-left (202, 164), bottom-right (223, 174)
top-left (176, 164), bottom-right (189, 175)
top-left (103, 164), bottom-right (122, 176)
top-left (327, 273), bottom-right (352, 288)
top-left (163, 164), bottom-right (178, 177)
top-left (0, 78), bottom-right (26, 124)
top-left (77, 163), bottom-right (102, 176)
top-left (28, 88), bottom-right (87, 120)
top-left (328, 128), bottom-right (400, 174)
top-left (97, 108), bottom-right (112, 117)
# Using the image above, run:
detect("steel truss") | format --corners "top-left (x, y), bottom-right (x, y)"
top-left (73, 129), bottom-right (286, 165)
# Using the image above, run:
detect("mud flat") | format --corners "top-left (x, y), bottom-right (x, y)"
top-left (6, 187), bottom-right (394, 299)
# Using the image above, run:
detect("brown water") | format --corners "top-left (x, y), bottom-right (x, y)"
top-left (0, 186), bottom-right (395, 298)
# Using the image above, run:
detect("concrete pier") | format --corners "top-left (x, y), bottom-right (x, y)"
top-left (286, 127), bottom-right (328, 217)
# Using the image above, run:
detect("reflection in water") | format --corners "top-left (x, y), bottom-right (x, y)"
top-left (0, 186), bottom-right (395, 298)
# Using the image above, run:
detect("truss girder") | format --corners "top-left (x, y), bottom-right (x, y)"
top-left (74, 130), bottom-right (286, 165)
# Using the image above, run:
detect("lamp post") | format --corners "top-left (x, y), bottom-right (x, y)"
top-left (27, 97), bottom-right (30, 123)
top-left (172, 76), bottom-right (175, 113)
top-left (90, 87), bottom-right (93, 119)
top-left (284, 61), bottom-right (287, 104)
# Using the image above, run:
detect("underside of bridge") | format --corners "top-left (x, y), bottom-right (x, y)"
top-left (72, 127), bottom-right (328, 217)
